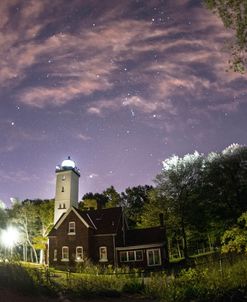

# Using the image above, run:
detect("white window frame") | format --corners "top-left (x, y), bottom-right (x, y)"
top-left (119, 250), bottom-right (143, 262)
top-left (68, 221), bottom-right (75, 235)
top-left (75, 246), bottom-right (84, 262)
top-left (53, 249), bottom-right (57, 261)
top-left (99, 246), bottom-right (108, 262)
top-left (62, 246), bottom-right (69, 262)
top-left (147, 248), bottom-right (161, 266)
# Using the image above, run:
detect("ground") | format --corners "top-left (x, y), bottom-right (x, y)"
top-left (0, 289), bottom-right (155, 302)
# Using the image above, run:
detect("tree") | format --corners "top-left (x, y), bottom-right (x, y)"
top-left (204, 0), bottom-right (247, 72)
top-left (80, 192), bottom-right (108, 210)
top-left (0, 201), bottom-right (7, 229)
top-left (154, 152), bottom-right (206, 259)
top-left (204, 144), bottom-right (247, 232)
top-left (9, 201), bottom-right (39, 263)
top-left (221, 211), bottom-right (247, 254)
top-left (121, 185), bottom-right (154, 228)
top-left (103, 186), bottom-right (122, 208)
top-left (32, 199), bottom-right (54, 264)
top-left (8, 199), bottom-right (54, 263)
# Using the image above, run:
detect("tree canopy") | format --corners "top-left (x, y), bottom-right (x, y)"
top-left (204, 0), bottom-right (247, 72)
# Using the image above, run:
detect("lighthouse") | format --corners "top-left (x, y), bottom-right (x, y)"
top-left (54, 156), bottom-right (80, 224)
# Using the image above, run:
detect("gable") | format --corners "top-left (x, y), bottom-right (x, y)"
top-left (48, 207), bottom-right (94, 236)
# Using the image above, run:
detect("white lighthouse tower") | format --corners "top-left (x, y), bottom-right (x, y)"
top-left (54, 156), bottom-right (80, 224)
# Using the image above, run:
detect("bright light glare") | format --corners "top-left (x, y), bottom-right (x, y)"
top-left (1, 226), bottom-right (19, 248)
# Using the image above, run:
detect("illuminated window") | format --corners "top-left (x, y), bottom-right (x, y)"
top-left (68, 222), bottom-right (75, 234)
top-left (147, 249), bottom-right (161, 266)
top-left (53, 249), bottom-right (57, 261)
top-left (76, 246), bottom-right (83, 261)
top-left (62, 246), bottom-right (69, 261)
top-left (99, 246), bottom-right (108, 262)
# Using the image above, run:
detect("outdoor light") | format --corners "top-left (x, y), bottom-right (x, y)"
top-left (1, 226), bottom-right (19, 249)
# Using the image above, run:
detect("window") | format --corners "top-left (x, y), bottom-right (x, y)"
top-left (99, 246), bottom-right (108, 262)
top-left (61, 186), bottom-right (64, 192)
top-left (68, 222), bottom-right (75, 234)
top-left (53, 249), bottom-right (57, 261)
top-left (120, 251), bottom-right (128, 262)
top-left (62, 175), bottom-right (66, 181)
top-left (76, 246), bottom-right (83, 261)
top-left (128, 251), bottom-right (135, 261)
top-left (147, 249), bottom-right (161, 266)
top-left (119, 250), bottom-right (143, 262)
top-left (62, 246), bottom-right (69, 261)
top-left (136, 250), bottom-right (143, 261)
top-left (63, 203), bottom-right (66, 209)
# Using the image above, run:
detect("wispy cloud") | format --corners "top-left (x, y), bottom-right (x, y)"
top-left (0, 0), bottom-right (246, 119)
top-left (76, 133), bottom-right (92, 141)
top-left (0, 169), bottom-right (39, 183)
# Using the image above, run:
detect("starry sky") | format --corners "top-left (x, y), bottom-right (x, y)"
top-left (0, 0), bottom-right (247, 207)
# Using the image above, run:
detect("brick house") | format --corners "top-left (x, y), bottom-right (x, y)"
top-left (48, 157), bottom-right (168, 269)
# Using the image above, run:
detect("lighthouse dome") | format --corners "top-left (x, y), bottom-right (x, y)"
top-left (61, 156), bottom-right (76, 168)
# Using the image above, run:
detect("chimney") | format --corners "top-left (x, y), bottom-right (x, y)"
top-left (159, 213), bottom-right (164, 227)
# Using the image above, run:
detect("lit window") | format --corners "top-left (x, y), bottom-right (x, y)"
top-left (147, 249), bottom-right (161, 266)
top-left (119, 250), bottom-right (143, 262)
top-left (68, 222), bottom-right (75, 234)
top-left (76, 246), bottom-right (83, 261)
top-left (62, 246), bottom-right (69, 261)
top-left (54, 249), bottom-right (57, 261)
top-left (99, 246), bottom-right (108, 262)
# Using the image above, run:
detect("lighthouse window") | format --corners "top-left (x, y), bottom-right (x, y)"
top-left (61, 186), bottom-right (64, 192)
top-left (62, 175), bottom-right (66, 181)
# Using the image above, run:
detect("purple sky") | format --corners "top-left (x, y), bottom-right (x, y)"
top-left (0, 0), bottom-right (247, 207)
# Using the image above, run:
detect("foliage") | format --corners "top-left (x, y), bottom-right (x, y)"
top-left (7, 199), bottom-right (54, 263)
top-left (103, 186), bottom-right (122, 208)
top-left (204, 0), bottom-right (247, 72)
top-left (140, 144), bottom-right (247, 258)
top-left (204, 144), bottom-right (247, 231)
top-left (145, 256), bottom-right (247, 301)
top-left (80, 192), bottom-right (108, 210)
top-left (222, 211), bottom-right (247, 253)
top-left (121, 185), bottom-right (154, 228)
top-left (3, 255), bottom-right (247, 301)
top-left (152, 152), bottom-right (206, 258)
top-left (0, 202), bottom-right (7, 229)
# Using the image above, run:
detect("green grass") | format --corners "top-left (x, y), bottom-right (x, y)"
top-left (1, 255), bottom-right (247, 301)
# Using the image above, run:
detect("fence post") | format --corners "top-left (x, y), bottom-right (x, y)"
top-left (67, 268), bottom-right (71, 287)
top-left (219, 258), bottom-right (223, 278)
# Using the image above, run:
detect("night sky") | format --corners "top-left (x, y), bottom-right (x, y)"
top-left (1, 0), bottom-right (247, 207)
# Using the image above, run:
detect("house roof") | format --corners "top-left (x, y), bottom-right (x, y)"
top-left (126, 227), bottom-right (165, 246)
top-left (49, 206), bottom-right (123, 236)
top-left (77, 207), bottom-right (123, 234)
